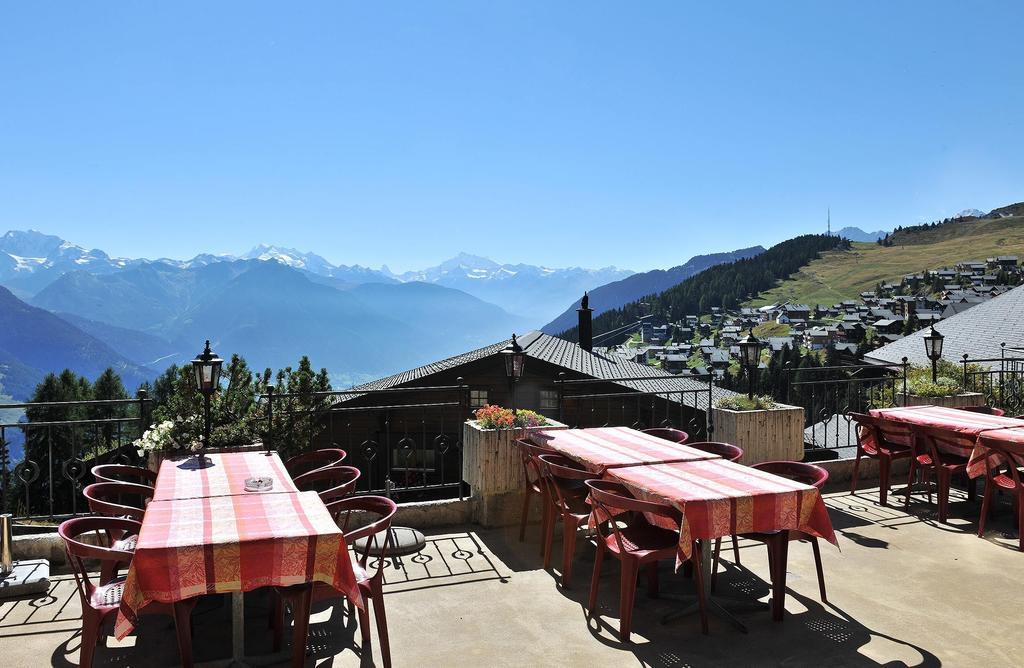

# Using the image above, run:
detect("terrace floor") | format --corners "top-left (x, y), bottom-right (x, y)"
top-left (2, 486), bottom-right (1023, 667)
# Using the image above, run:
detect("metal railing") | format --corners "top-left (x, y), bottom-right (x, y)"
top-left (961, 344), bottom-right (1024, 416)
top-left (555, 372), bottom-right (715, 440)
top-left (786, 360), bottom-right (908, 458)
top-left (262, 380), bottom-right (470, 502)
top-left (0, 393), bottom-right (151, 520)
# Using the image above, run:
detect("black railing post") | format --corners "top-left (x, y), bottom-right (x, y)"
top-left (556, 372), bottom-right (565, 424)
top-left (962, 354), bottom-right (970, 393)
top-left (137, 389), bottom-right (150, 441)
top-left (265, 386), bottom-right (274, 455)
top-left (1000, 342), bottom-right (1007, 407)
top-left (901, 357), bottom-right (909, 405)
top-left (706, 371), bottom-right (714, 438)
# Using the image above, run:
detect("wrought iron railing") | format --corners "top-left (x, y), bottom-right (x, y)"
top-left (0, 393), bottom-right (151, 521)
top-left (555, 372), bottom-right (715, 440)
top-left (961, 345), bottom-right (1024, 417)
top-left (786, 360), bottom-right (908, 458)
top-left (262, 380), bottom-right (470, 502)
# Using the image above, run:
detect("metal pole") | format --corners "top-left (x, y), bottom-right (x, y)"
top-left (747, 365), bottom-right (755, 400)
top-left (931, 358), bottom-right (938, 383)
top-left (0, 513), bottom-right (12, 575)
top-left (203, 393), bottom-right (211, 452)
top-left (265, 386), bottom-right (274, 455)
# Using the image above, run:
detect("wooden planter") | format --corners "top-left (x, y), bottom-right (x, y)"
top-left (462, 419), bottom-right (567, 527)
top-left (896, 392), bottom-right (985, 409)
top-left (711, 404), bottom-right (805, 465)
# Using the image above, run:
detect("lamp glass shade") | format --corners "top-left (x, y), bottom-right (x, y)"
top-left (923, 327), bottom-right (944, 361)
top-left (502, 335), bottom-right (526, 380)
top-left (191, 341), bottom-right (223, 395)
top-left (738, 330), bottom-right (761, 368)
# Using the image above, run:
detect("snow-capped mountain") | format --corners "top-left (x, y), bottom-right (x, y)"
top-left (955, 208), bottom-right (986, 218)
top-left (386, 252), bottom-right (633, 321)
top-left (0, 231), bottom-right (629, 324)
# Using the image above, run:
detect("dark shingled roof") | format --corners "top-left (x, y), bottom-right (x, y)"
top-left (866, 283), bottom-right (1024, 369)
top-left (348, 330), bottom-right (737, 405)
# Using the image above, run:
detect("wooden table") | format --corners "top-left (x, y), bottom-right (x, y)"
top-left (605, 458), bottom-right (836, 630)
top-left (529, 426), bottom-right (721, 474)
top-left (116, 451), bottom-right (358, 666)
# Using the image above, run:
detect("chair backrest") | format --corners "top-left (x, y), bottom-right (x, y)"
top-left (91, 464), bottom-right (157, 488)
top-left (642, 427), bottom-right (690, 444)
top-left (59, 516), bottom-right (141, 607)
top-left (83, 482), bottom-right (154, 521)
top-left (515, 439), bottom-right (555, 485)
top-left (912, 425), bottom-right (978, 463)
top-left (977, 435), bottom-right (1024, 483)
top-left (284, 448), bottom-right (347, 478)
top-left (751, 461), bottom-right (829, 489)
top-left (686, 441), bottom-right (744, 462)
top-left (293, 465), bottom-right (361, 503)
top-left (585, 479), bottom-right (680, 554)
top-left (536, 453), bottom-right (594, 512)
top-left (958, 405), bottom-right (1006, 417)
top-left (849, 412), bottom-right (914, 450)
top-left (325, 495), bottom-right (398, 577)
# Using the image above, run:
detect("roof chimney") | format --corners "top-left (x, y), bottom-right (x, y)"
top-left (577, 292), bottom-right (593, 352)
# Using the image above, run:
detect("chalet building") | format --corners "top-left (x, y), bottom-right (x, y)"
top-left (326, 298), bottom-right (737, 492)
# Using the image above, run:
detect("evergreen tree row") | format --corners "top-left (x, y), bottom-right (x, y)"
top-left (560, 234), bottom-right (849, 342)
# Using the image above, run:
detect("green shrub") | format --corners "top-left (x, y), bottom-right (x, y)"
top-left (715, 395), bottom-right (777, 411)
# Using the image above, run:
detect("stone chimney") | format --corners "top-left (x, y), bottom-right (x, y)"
top-left (577, 292), bottom-right (593, 352)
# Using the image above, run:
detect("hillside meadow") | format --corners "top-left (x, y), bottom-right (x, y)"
top-left (748, 215), bottom-right (1024, 306)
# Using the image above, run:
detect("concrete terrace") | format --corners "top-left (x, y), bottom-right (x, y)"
top-left (2, 486), bottom-right (1022, 667)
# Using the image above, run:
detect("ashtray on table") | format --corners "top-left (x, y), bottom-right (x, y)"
top-left (244, 476), bottom-right (274, 492)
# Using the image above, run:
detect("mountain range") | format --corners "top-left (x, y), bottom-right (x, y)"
top-left (542, 247), bottom-right (766, 334)
top-left (833, 227), bottom-right (889, 242)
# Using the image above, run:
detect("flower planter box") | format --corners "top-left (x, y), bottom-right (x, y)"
top-left (462, 419), bottom-right (567, 527)
top-left (711, 403), bottom-right (805, 465)
top-left (896, 392), bottom-right (986, 409)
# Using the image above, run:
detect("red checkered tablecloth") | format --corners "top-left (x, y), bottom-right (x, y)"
top-left (605, 459), bottom-right (837, 568)
top-left (529, 426), bottom-right (721, 474)
top-left (864, 406), bottom-right (1024, 476)
top-left (152, 451), bottom-right (298, 501)
top-left (114, 490), bottom-right (359, 639)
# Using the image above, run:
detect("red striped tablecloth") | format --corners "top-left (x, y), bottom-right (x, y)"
top-left (605, 459), bottom-right (837, 568)
top-left (970, 428), bottom-right (1024, 478)
top-left (528, 426), bottom-right (720, 474)
top-left (867, 405), bottom-right (1024, 468)
top-left (152, 451), bottom-right (298, 501)
top-left (115, 490), bottom-right (359, 639)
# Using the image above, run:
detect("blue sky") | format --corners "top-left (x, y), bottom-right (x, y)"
top-left (1, 2), bottom-right (1021, 272)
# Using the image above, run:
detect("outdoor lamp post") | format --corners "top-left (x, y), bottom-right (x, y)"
top-left (191, 340), bottom-right (223, 450)
top-left (502, 334), bottom-right (526, 413)
top-left (924, 326), bottom-right (944, 382)
top-left (738, 328), bottom-right (761, 400)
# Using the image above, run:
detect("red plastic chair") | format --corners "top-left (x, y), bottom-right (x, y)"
top-left (687, 441), bottom-right (744, 462)
top-left (958, 405), bottom-right (1006, 417)
top-left (274, 496), bottom-right (399, 668)
top-left (293, 465), bottom-right (361, 503)
top-left (905, 425), bottom-right (974, 523)
top-left (83, 481), bottom-right (153, 521)
top-left (284, 448), bottom-right (347, 478)
top-left (536, 453), bottom-right (596, 587)
top-left (977, 439), bottom-right (1024, 551)
top-left (727, 461), bottom-right (830, 603)
top-left (515, 439), bottom-right (557, 547)
top-left (586, 479), bottom-right (707, 639)
top-left (91, 464), bottom-right (157, 488)
top-left (849, 412), bottom-right (915, 506)
top-left (59, 516), bottom-right (198, 668)
top-left (642, 427), bottom-right (690, 444)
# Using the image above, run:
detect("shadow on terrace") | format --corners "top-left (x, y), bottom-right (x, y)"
top-left (3, 484), bottom-right (1023, 666)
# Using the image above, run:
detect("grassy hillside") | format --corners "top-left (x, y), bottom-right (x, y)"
top-left (749, 215), bottom-right (1024, 306)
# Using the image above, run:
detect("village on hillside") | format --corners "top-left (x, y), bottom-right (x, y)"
top-left (601, 253), bottom-right (1021, 377)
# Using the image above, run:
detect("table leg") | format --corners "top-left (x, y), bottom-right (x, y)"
top-left (769, 533), bottom-right (789, 622)
top-left (232, 591), bottom-right (245, 663)
top-left (661, 540), bottom-right (767, 633)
